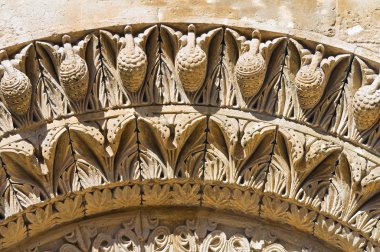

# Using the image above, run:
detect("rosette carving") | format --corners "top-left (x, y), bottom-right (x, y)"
top-left (0, 50), bottom-right (32, 115)
top-left (353, 75), bottom-right (380, 131)
top-left (234, 30), bottom-right (266, 98)
top-left (117, 26), bottom-right (148, 93)
top-left (58, 35), bottom-right (89, 102)
top-left (295, 44), bottom-right (326, 109)
top-left (175, 24), bottom-right (208, 92)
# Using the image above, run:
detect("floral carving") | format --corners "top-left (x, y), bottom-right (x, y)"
top-left (0, 22), bottom-right (379, 252)
top-left (265, 128), bottom-right (342, 209)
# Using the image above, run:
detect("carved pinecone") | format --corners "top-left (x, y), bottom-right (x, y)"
top-left (117, 46), bottom-right (147, 93)
top-left (353, 85), bottom-right (380, 131)
top-left (59, 54), bottom-right (89, 102)
top-left (175, 46), bottom-right (207, 93)
top-left (295, 66), bottom-right (325, 109)
top-left (0, 69), bottom-right (32, 115)
top-left (235, 52), bottom-right (266, 97)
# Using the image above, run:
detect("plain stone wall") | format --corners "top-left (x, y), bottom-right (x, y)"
top-left (0, 0), bottom-right (379, 56)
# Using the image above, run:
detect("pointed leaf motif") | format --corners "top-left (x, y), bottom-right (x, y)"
top-left (0, 140), bottom-right (50, 205)
top-left (230, 189), bottom-right (260, 215)
top-left (261, 196), bottom-right (289, 220)
top-left (69, 123), bottom-right (110, 183)
top-left (85, 189), bottom-right (114, 215)
top-left (279, 39), bottom-right (350, 130)
top-left (0, 103), bottom-right (13, 135)
top-left (160, 24), bottom-right (222, 104)
top-left (266, 128), bottom-right (341, 208)
top-left (207, 115), bottom-right (276, 188)
top-left (55, 196), bottom-right (84, 223)
top-left (41, 126), bottom-right (74, 195)
top-left (203, 185), bottom-right (231, 209)
top-left (286, 204), bottom-right (317, 232)
top-left (321, 149), bottom-right (380, 236)
top-left (36, 34), bottom-right (96, 113)
top-left (0, 166), bottom-right (21, 218)
top-left (138, 113), bottom-right (206, 180)
top-left (143, 184), bottom-right (171, 206)
top-left (333, 57), bottom-right (380, 155)
top-left (170, 183), bottom-right (200, 206)
top-left (225, 28), bottom-right (286, 113)
top-left (106, 113), bottom-right (139, 181)
top-left (26, 204), bottom-right (56, 235)
top-left (113, 184), bottom-right (141, 208)
top-left (0, 218), bottom-right (27, 247)
top-left (322, 150), bottom-right (366, 218)
top-left (100, 26), bottom-right (158, 106)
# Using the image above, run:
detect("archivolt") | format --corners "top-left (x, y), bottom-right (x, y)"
top-left (0, 23), bottom-right (379, 251)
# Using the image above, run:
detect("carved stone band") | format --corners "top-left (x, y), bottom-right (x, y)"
top-left (0, 23), bottom-right (379, 252)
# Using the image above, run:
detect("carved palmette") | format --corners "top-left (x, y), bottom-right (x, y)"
top-left (295, 44), bottom-right (326, 109)
top-left (235, 30), bottom-right (266, 98)
top-left (117, 26), bottom-right (148, 93)
top-left (175, 24), bottom-right (208, 93)
top-left (0, 50), bottom-right (32, 115)
top-left (353, 75), bottom-right (380, 131)
top-left (59, 35), bottom-right (89, 101)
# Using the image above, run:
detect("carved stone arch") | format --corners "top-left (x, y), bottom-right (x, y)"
top-left (0, 22), bottom-right (379, 252)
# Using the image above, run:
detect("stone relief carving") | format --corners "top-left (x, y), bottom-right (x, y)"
top-left (0, 50), bottom-right (32, 116)
top-left (331, 56), bottom-right (380, 154)
top-left (99, 25), bottom-right (157, 107)
top-left (353, 75), bottom-right (380, 131)
top-left (159, 24), bottom-right (222, 104)
top-left (0, 46), bottom-right (39, 128)
top-left (278, 39), bottom-right (351, 131)
top-left (36, 34), bottom-right (97, 114)
top-left (224, 28), bottom-right (287, 112)
top-left (0, 23), bottom-right (379, 252)
top-left (25, 213), bottom-right (318, 252)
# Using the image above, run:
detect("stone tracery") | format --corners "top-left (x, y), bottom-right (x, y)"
top-left (0, 23), bottom-right (379, 251)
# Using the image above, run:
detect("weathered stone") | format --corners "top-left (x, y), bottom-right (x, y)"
top-left (0, 2), bottom-right (379, 252)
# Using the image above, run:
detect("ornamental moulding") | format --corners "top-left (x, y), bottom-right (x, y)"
top-left (0, 23), bottom-right (379, 252)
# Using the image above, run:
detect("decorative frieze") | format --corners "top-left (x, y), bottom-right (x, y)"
top-left (0, 23), bottom-right (379, 252)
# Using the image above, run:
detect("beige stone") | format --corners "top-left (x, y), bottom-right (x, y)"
top-left (0, 1), bottom-right (379, 252)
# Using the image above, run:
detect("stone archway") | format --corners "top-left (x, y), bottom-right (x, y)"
top-left (0, 22), bottom-right (379, 252)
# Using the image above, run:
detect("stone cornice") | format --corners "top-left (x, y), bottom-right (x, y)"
top-left (0, 23), bottom-right (379, 251)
